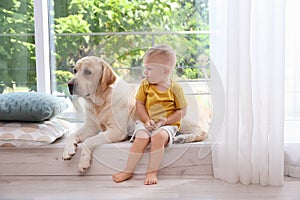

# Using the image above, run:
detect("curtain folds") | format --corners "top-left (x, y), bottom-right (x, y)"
top-left (209, 0), bottom-right (285, 186)
top-left (284, 0), bottom-right (300, 179)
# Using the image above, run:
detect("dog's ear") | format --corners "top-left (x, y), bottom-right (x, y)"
top-left (99, 61), bottom-right (117, 90)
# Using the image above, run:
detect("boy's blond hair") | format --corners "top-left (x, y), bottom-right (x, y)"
top-left (143, 44), bottom-right (176, 68)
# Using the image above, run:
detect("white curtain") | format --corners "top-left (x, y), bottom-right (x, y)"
top-left (284, 0), bottom-right (300, 178)
top-left (209, 0), bottom-right (285, 186)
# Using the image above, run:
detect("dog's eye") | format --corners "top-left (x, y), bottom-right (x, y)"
top-left (84, 69), bottom-right (92, 75)
top-left (73, 69), bottom-right (77, 74)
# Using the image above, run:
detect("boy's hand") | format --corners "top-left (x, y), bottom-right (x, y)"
top-left (153, 117), bottom-right (167, 129)
top-left (145, 120), bottom-right (155, 131)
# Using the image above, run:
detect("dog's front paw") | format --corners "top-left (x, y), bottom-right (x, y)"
top-left (78, 147), bottom-right (92, 172)
top-left (62, 143), bottom-right (78, 160)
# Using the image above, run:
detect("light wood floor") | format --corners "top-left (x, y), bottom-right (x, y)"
top-left (0, 175), bottom-right (299, 200)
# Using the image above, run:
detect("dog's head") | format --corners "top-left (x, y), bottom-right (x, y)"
top-left (68, 56), bottom-right (117, 98)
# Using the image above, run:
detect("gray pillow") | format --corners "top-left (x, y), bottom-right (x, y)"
top-left (0, 92), bottom-right (68, 122)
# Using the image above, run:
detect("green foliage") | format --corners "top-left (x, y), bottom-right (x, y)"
top-left (0, 0), bottom-right (36, 90)
top-left (53, 0), bottom-right (210, 80)
top-left (55, 70), bottom-right (73, 95)
top-left (55, 70), bottom-right (73, 83)
top-left (0, 0), bottom-right (210, 92)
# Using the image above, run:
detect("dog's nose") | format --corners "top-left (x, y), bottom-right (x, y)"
top-left (68, 79), bottom-right (74, 95)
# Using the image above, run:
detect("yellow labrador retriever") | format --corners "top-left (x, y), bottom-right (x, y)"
top-left (62, 56), bottom-right (137, 171)
top-left (62, 56), bottom-right (210, 172)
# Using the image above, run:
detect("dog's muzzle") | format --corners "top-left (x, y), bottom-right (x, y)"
top-left (68, 79), bottom-right (75, 95)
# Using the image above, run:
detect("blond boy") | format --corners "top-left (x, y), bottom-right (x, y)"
top-left (112, 44), bottom-right (187, 185)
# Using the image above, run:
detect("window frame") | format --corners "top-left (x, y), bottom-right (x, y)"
top-left (34, 0), bottom-right (51, 94)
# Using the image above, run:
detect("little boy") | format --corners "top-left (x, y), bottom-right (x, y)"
top-left (112, 44), bottom-right (187, 185)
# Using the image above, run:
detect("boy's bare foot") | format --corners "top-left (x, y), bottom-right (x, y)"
top-left (144, 172), bottom-right (158, 185)
top-left (112, 171), bottom-right (132, 183)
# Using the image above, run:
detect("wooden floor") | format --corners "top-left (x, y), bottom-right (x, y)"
top-left (1, 175), bottom-right (300, 200)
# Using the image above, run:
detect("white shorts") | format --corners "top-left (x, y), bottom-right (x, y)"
top-left (130, 120), bottom-right (178, 147)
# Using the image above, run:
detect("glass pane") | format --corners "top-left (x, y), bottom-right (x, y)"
top-left (50, 0), bottom-right (211, 124)
top-left (0, 0), bottom-right (36, 93)
top-left (50, 0), bottom-right (210, 96)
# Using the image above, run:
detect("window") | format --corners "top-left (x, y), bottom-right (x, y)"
top-left (50, 1), bottom-right (210, 88)
top-left (2, 1), bottom-right (297, 143)
top-left (49, 0), bottom-right (211, 119)
top-left (0, 0), bottom-right (36, 93)
top-left (0, 1), bottom-right (210, 95)
top-left (1, 0), bottom-right (211, 119)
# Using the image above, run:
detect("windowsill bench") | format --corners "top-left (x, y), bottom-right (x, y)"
top-left (0, 137), bottom-right (213, 176)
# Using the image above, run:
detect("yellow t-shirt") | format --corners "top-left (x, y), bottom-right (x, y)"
top-left (135, 79), bottom-right (188, 128)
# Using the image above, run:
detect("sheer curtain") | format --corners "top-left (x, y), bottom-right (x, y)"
top-left (209, 0), bottom-right (285, 186)
top-left (284, 0), bottom-right (300, 178)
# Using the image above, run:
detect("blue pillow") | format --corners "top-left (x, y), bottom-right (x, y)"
top-left (0, 92), bottom-right (68, 122)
